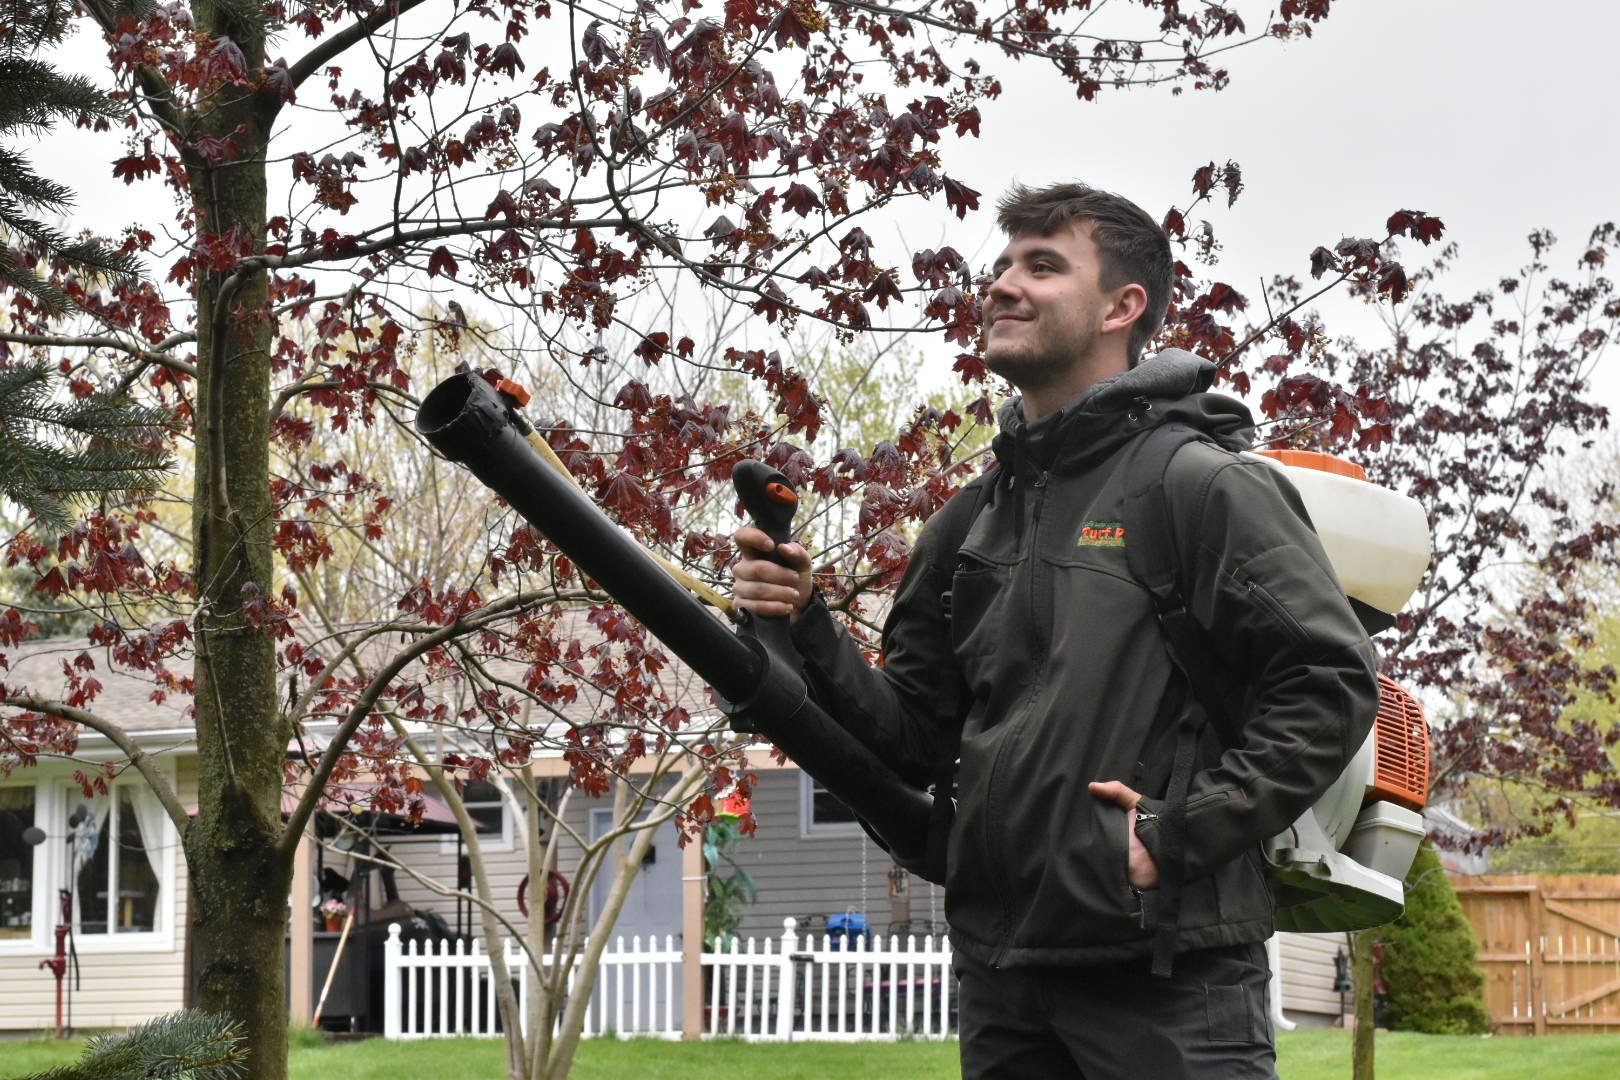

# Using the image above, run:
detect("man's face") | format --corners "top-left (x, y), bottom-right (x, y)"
top-left (982, 220), bottom-right (1115, 396)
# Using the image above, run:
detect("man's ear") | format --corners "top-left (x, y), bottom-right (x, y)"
top-left (1101, 282), bottom-right (1148, 338)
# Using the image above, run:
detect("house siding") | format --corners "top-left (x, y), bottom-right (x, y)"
top-left (1278, 930), bottom-right (1349, 1023)
top-left (377, 769), bottom-right (947, 946)
top-left (0, 756), bottom-right (193, 1032)
top-left (728, 770), bottom-right (945, 942)
top-left (383, 790), bottom-right (591, 932)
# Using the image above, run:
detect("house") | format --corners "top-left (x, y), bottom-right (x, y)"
top-left (2, 636), bottom-right (1351, 1034)
top-left (1, 638), bottom-right (194, 1032)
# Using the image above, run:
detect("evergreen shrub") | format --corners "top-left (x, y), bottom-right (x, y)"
top-left (1377, 842), bottom-right (1491, 1034)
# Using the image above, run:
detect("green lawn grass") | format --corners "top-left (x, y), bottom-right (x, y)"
top-left (5, 1028), bottom-right (1620, 1079)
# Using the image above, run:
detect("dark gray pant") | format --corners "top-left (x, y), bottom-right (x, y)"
top-left (955, 943), bottom-right (1278, 1080)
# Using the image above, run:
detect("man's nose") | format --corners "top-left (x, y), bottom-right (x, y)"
top-left (986, 267), bottom-right (1019, 305)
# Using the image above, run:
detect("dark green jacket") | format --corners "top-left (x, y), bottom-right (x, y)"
top-left (790, 350), bottom-right (1379, 967)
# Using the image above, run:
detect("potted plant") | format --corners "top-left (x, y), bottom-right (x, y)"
top-left (702, 815), bottom-right (757, 945)
top-left (701, 812), bottom-right (758, 1031)
top-left (318, 896), bottom-right (349, 932)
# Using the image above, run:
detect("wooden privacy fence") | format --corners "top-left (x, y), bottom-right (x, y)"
top-left (1452, 874), bottom-right (1620, 1034)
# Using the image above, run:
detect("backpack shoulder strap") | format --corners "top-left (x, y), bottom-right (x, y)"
top-left (918, 470), bottom-right (995, 885)
top-left (1119, 422), bottom-right (1239, 976)
top-left (1121, 423), bottom-right (1238, 748)
top-left (929, 470), bottom-right (995, 601)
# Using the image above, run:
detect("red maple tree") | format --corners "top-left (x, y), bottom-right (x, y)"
top-left (2, 3), bottom-right (1612, 1077)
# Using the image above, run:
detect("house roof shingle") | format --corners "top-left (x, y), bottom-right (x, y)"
top-left (2, 636), bottom-right (191, 734)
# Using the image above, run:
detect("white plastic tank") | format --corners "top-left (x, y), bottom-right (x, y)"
top-left (1243, 450), bottom-right (1431, 617)
top-left (1246, 449), bottom-right (1436, 933)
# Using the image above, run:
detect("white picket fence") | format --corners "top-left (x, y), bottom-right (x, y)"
top-left (382, 917), bottom-right (956, 1041)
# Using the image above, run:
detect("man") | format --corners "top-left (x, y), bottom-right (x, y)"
top-left (732, 182), bottom-right (1378, 1078)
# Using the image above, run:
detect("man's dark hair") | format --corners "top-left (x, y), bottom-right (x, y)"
top-left (996, 182), bottom-right (1173, 365)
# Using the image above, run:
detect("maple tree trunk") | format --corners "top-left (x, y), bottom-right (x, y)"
top-left (1352, 929), bottom-right (1376, 1080)
top-left (181, 14), bottom-right (291, 1079)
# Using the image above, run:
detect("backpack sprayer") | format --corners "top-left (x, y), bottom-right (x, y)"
top-left (417, 370), bottom-right (1432, 934)
top-left (1246, 449), bottom-right (1432, 933)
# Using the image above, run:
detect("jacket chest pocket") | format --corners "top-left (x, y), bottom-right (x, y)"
top-left (947, 560), bottom-right (1021, 690)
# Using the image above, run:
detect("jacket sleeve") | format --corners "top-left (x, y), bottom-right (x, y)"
top-left (1132, 451), bottom-right (1381, 880)
top-left (788, 516), bottom-right (962, 784)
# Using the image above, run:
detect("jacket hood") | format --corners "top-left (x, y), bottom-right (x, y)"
top-left (992, 349), bottom-right (1253, 476)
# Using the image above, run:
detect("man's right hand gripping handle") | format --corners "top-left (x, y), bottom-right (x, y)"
top-left (728, 455), bottom-right (812, 621)
top-left (730, 526), bottom-right (813, 620)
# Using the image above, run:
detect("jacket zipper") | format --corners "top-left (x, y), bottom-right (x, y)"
top-left (1027, 471), bottom-right (1051, 656)
top-left (1232, 564), bottom-right (1309, 645)
top-left (984, 469), bottom-right (1051, 966)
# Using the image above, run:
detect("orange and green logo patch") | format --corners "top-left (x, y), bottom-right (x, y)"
top-left (1077, 521), bottom-right (1126, 548)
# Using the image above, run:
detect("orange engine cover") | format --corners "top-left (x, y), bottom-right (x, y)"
top-left (1369, 676), bottom-right (1430, 811)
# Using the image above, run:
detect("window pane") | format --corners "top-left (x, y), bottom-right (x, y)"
top-left (70, 795), bottom-right (110, 935)
top-left (114, 788), bottom-right (159, 932)
top-left (0, 788), bottom-right (35, 940)
top-left (811, 784), bottom-right (857, 825)
top-left (461, 780), bottom-right (505, 835)
top-left (65, 789), bottom-right (161, 936)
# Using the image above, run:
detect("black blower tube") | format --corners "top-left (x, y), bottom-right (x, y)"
top-left (415, 372), bottom-right (932, 859)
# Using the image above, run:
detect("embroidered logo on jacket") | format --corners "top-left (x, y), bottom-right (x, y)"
top-left (1077, 521), bottom-right (1127, 548)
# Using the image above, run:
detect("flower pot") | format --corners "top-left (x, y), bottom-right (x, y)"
top-left (325, 915), bottom-right (344, 932)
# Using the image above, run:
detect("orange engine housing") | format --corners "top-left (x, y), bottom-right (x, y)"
top-left (1369, 675), bottom-right (1430, 811)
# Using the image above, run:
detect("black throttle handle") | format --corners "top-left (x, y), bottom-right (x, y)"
top-left (729, 459), bottom-right (804, 732)
top-left (732, 459), bottom-right (799, 560)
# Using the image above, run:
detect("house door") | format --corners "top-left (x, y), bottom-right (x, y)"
top-left (587, 808), bottom-right (682, 1031)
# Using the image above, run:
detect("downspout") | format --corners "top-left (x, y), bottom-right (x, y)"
top-left (1267, 933), bottom-right (1297, 1032)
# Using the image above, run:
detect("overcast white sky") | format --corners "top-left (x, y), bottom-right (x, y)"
top-left (920, 0), bottom-right (1618, 396)
top-left (31, 0), bottom-right (1620, 403)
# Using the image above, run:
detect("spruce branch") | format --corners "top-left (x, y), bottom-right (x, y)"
top-left (15, 1009), bottom-right (248, 1080)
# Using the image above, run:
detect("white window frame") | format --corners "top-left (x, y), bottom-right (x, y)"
top-left (0, 771), bottom-right (179, 955)
top-left (799, 771), bottom-right (863, 839)
top-left (0, 780), bottom-right (46, 952)
top-left (438, 778), bottom-right (514, 854)
top-left (62, 783), bottom-right (167, 942)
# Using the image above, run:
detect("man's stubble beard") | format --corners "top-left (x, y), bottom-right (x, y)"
top-left (983, 333), bottom-right (1097, 401)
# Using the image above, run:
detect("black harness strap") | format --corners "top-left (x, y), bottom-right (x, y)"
top-left (921, 473), bottom-right (995, 885)
top-left (1123, 423), bottom-right (1238, 743)
top-left (859, 473), bottom-right (997, 883)
top-left (1122, 422), bottom-right (1238, 977)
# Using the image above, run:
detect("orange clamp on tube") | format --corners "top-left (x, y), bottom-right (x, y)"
top-left (494, 377), bottom-right (532, 407)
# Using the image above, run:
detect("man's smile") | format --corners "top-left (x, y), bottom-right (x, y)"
top-left (987, 312), bottom-right (1031, 329)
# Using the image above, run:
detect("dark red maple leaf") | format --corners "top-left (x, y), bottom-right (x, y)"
top-left (1309, 245), bottom-right (1335, 279)
top-left (942, 177), bottom-right (980, 219)
top-left (600, 471), bottom-right (650, 519)
top-left (111, 142), bottom-right (161, 184)
top-left (782, 182), bottom-right (822, 217)
top-left (426, 246), bottom-right (458, 278)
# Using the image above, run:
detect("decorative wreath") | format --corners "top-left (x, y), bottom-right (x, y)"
top-left (516, 870), bottom-right (570, 926)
